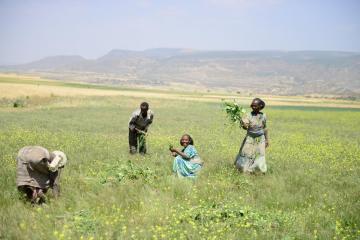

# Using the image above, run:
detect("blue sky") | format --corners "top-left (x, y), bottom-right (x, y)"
top-left (0, 0), bottom-right (359, 64)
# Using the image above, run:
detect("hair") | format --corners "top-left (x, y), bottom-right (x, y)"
top-left (140, 102), bottom-right (149, 108)
top-left (180, 134), bottom-right (194, 146)
top-left (252, 98), bottom-right (266, 110)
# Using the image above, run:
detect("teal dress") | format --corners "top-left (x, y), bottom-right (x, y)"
top-left (173, 145), bottom-right (202, 178)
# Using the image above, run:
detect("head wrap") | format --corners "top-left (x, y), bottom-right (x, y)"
top-left (48, 151), bottom-right (67, 172)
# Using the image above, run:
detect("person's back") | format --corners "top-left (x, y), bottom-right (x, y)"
top-left (16, 146), bottom-right (51, 189)
top-left (16, 146), bottom-right (67, 203)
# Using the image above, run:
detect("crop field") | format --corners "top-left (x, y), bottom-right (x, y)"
top-left (1, 74), bottom-right (360, 108)
top-left (0, 75), bottom-right (360, 239)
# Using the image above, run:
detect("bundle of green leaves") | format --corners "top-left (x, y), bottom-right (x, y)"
top-left (223, 100), bottom-right (246, 124)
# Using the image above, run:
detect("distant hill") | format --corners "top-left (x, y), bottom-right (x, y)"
top-left (2, 49), bottom-right (360, 96)
top-left (17, 55), bottom-right (87, 70)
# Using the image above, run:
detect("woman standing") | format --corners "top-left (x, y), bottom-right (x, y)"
top-left (235, 98), bottom-right (269, 174)
top-left (170, 134), bottom-right (203, 178)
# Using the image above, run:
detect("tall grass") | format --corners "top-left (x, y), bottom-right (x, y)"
top-left (0, 96), bottom-right (359, 239)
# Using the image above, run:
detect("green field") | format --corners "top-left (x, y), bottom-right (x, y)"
top-left (0, 91), bottom-right (360, 239)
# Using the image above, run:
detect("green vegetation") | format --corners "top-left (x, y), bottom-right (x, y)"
top-left (12, 98), bottom-right (26, 108)
top-left (223, 100), bottom-right (247, 125)
top-left (0, 94), bottom-right (359, 239)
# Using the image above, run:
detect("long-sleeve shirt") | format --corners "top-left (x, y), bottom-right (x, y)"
top-left (128, 109), bottom-right (154, 131)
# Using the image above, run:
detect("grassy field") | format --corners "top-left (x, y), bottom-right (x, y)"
top-left (0, 75), bottom-right (360, 239)
top-left (1, 73), bottom-right (360, 108)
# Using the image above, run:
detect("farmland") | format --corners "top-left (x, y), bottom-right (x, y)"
top-left (0, 74), bottom-right (359, 239)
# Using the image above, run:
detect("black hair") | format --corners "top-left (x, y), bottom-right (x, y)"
top-left (180, 134), bottom-right (194, 146)
top-left (140, 102), bottom-right (149, 108)
top-left (252, 98), bottom-right (265, 110)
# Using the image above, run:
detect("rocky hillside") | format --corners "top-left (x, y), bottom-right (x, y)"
top-left (2, 49), bottom-right (360, 96)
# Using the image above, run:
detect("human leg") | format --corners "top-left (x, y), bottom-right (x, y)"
top-left (247, 136), bottom-right (267, 173)
top-left (235, 136), bottom-right (255, 173)
top-left (129, 129), bottom-right (138, 154)
top-left (17, 185), bottom-right (33, 200)
top-left (50, 169), bottom-right (62, 198)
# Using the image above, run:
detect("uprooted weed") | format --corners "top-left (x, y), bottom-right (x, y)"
top-left (94, 160), bottom-right (156, 185)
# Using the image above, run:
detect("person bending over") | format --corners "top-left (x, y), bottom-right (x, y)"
top-left (16, 146), bottom-right (67, 204)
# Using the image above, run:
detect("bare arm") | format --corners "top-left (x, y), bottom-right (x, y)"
top-left (241, 123), bottom-right (248, 130)
top-left (144, 112), bottom-right (154, 132)
top-left (169, 148), bottom-right (190, 160)
top-left (135, 128), bottom-right (147, 135)
top-left (240, 115), bottom-right (249, 130)
top-left (264, 128), bottom-right (269, 148)
top-left (129, 115), bottom-right (137, 130)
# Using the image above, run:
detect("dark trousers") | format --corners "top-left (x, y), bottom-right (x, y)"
top-left (129, 129), bottom-right (147, 154)
top-left (18, 168), bottom-right (62, 203)
top-left (50, 168), bottom-right (62, 198)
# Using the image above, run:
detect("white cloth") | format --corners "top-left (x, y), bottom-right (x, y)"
top-left (48, 151), bottom-right (67, 172)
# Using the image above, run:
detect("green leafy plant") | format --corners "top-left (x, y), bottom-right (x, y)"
top-left (222, 100), bottom-right (246, 124)
top-left (98, 160), bottom-right (155, 184)
top-left (138, 133), bottom-right (146, 148)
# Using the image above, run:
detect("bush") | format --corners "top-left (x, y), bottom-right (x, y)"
top-left (13, 99), bottom-right (25, 108)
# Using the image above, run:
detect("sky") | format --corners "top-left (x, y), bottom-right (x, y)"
top-left (0, 0), bottom-right (359, 65)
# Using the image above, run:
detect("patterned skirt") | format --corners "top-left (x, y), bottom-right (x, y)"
top-left (235, 135), bottom-right (267, 173)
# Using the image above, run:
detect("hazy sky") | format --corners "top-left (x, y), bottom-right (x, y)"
top-left (0, 0), bottom-right (359, 64)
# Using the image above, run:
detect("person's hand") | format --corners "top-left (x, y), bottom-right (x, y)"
top-left (129, 125), bottom-right (135, 131)
top-left (170, 147), bottom-right (180, 154)
top-left (135, 128), bottom-right (147, 135)
top-left (171, 152), bottom-right (177, 157)
top-left (48, 164), bottom-right (57, 172)
top-left (240, 122), bottom-right (249, 130)
top-left (241, 118), bottom-right (250, 130)
top-left (265, 140), bottom-right (270, 148)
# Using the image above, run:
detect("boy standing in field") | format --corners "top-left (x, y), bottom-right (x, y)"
top-left (128, 102), bottom-right (154, 154)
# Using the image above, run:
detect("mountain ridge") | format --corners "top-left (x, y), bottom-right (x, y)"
top-left (2, 48), bottom-right (360, 96)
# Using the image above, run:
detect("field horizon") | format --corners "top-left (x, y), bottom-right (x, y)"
top-left (1, 73), bottom-right (360, 109)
